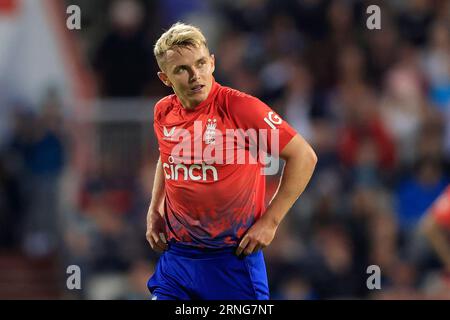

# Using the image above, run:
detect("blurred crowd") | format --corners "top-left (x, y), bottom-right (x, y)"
top-left (1, 0), bottom-right (450, 299)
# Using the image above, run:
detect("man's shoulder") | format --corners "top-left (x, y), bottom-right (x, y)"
top-left (217, 84), bottom-right (261, 109)
top-left (218, 84), bottom-right (255, 101)
top-left (155, 94), bottom-right (175, 109)
top-left (153, 94), bottom-right (176, 119)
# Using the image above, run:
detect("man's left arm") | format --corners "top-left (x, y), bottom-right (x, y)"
top-left (236, 134), bottom-right (317, 256)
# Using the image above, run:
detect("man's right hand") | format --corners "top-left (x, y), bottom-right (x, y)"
top-left (146, 209), bottom-right (168, 253)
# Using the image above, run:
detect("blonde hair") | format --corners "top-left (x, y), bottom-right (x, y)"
top-left (154, 22), bottom-right (208, 69)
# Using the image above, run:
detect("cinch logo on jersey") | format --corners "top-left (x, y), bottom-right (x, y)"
top-left (163, 156), bottom-right (218, 181)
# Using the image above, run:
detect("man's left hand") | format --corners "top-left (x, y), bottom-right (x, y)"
top-left (236, 216), bottom-right (278, 256)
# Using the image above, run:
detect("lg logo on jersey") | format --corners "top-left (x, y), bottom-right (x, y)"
top-left (263, 112), bottom-right (282, 129)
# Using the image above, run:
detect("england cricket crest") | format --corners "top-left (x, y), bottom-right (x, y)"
top-left (205, 118), bottom-right (217, 145)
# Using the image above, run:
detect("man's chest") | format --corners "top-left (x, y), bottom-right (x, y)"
top-left (157, 110), bottom-right (259, 167)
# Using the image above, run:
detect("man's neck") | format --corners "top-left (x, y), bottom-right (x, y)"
top-left (178, 89), bottom-right (213, 110)
top-left (179, 98), bottom-right (201, 110)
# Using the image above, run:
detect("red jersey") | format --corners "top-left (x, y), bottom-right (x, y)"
top-left (153, 79), bottom-right (297, 248)
top-left (430, 185), bottom-right (450, 229)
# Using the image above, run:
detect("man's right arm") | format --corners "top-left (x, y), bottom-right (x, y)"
top-left (150, 156), bottom-right (166, 212)
top-left (146, 156), bottom-right (168, 252)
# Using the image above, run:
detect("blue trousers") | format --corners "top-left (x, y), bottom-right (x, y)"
top-left (147, 242), bottom-right (270, 300)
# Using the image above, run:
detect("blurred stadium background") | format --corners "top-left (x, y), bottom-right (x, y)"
top-left (0, 0), bottom-right (450, 299)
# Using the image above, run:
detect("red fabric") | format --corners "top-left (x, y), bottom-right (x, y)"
top-left (153, 80), bottom-right (297, 248)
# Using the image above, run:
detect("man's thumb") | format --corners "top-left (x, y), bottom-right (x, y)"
top-left (159, 232), bottom-right (167, 244)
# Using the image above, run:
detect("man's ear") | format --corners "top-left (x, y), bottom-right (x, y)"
top-left (210, 54), bottom-right (215, 73)
top-left (157, 71), bottom-right (172, 87)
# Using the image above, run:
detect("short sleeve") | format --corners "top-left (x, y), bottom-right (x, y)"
top-left (153, 98), bottom-right (165, 152)
top-left (227, 91), bottom-right (297, 155)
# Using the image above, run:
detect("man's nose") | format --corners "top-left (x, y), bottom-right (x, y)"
top-left (189, 68), bottom-right (200, 81)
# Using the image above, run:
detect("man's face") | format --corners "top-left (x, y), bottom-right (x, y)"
top-left (158, 45), bottom-right (215, 109)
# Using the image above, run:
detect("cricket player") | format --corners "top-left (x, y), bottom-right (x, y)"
top-left (146, 22), bottom-right (317, 300)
